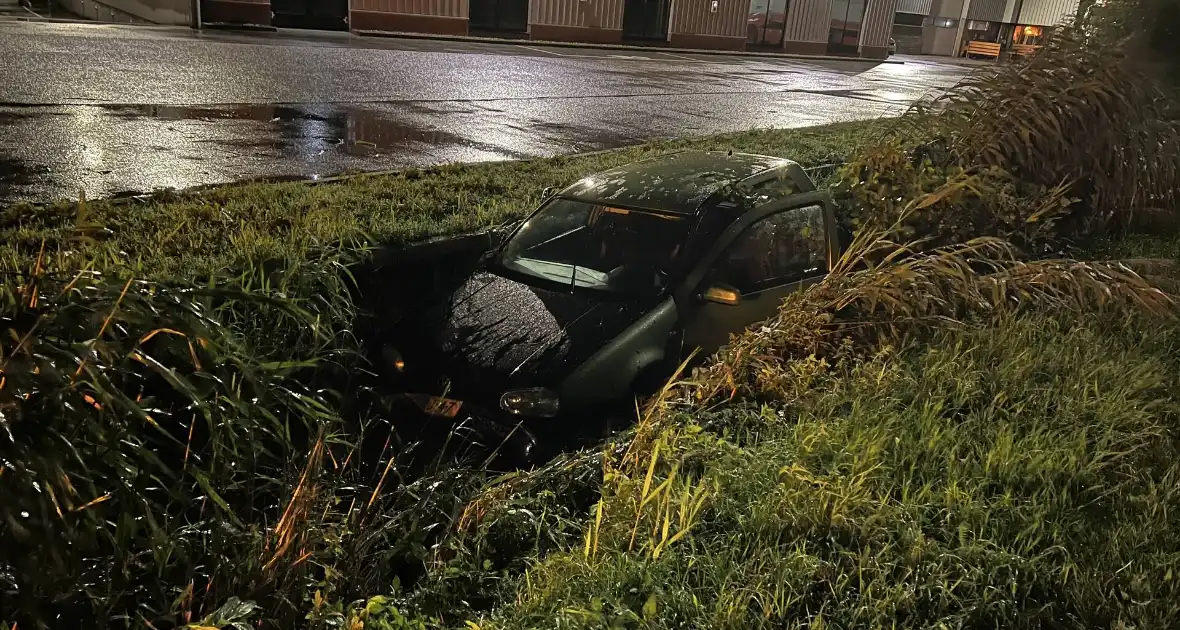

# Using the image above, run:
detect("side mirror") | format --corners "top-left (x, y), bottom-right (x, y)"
top-left (489, 219), bottom-right (523, 249)
top-left (541, 186), bottom-right (557, 199)
top-left (701, 284), bottom-right (741, 305)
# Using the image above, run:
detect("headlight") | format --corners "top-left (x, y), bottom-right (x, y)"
top-left (500, 388), bottom-right (560, 418)
top-left (382, 346), bottom-right (406, 372)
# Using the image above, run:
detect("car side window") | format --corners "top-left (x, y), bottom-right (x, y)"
top-left (711, 204), bottom-right (827, 294)
top-left (744, 174), bottom-right (799, 207)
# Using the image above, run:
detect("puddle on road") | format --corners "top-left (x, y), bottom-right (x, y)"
top-left (529, 120), bottom-right (640, 151)
top-left (343, 109), bottom-right (467, 156)
top-left (107, 104), bottom-right (472, 157)
top-left (0, 157), bottom-right (51, 202)
top-left (0, 101), bottom-right (539, 205)
top-left (0, 100), bottom-right (611, 205)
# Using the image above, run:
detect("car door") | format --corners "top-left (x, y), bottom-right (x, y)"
top-left (677, 194), bottom-right (835, 359)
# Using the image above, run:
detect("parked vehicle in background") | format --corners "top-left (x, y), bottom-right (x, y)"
top-left (370, 151), bottom-right (840, 464)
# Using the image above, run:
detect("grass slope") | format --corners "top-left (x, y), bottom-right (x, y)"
top-left (0, 121), bottom-right (886, 278)
top-left (490, 314), bottom-right (1180, 628)
top-left (347, 235), bottom-right (1180, 629)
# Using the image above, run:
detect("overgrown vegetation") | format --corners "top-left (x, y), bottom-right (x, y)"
top-left (376, 223), bottom-right (1180, 629)
top-left (0, 267), bottom-right (338, 623)
top-left (0, 111), bottom-right (902, 630)
top-left (0, 121), bottom-right (888, 280)
top-left (834, 13), bottom-right (1180, 248)
top-left (3, 0), bottom-right (1180, 627)
top-left (458, 310), bottom-right (1180, 628)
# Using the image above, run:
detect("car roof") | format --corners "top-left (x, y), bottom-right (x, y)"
top-left (558, 150), bottom-right (798, 215)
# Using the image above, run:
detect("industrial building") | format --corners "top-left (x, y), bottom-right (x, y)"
top-left (890, 0), bottom-right (1080, 56)
top-left (61, 0), bottom-right (900, 59)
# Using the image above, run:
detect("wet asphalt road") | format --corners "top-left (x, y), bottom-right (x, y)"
top-left (0, 21), bottom-right (976, 204)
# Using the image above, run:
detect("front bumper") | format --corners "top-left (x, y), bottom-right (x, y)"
top-left (399, 390), bottom-right (542, 463)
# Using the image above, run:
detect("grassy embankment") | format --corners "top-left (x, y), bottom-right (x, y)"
top-left (0, 121), bottom-right (883, 278)
top-left (0, 119), bottom-right (916, 629)
top-left (4, 1), bottom-right (1180, 626)
top-left (399, 235), bottom-right (1180, 630)
top-left (460, 306), bottom-right (1180, 629)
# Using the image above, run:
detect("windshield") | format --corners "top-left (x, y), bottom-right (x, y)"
top-left (499, 198), bottom-right (690, 296)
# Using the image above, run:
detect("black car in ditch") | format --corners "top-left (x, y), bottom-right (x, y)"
top-left (368, 150), bottom-right (839, 462)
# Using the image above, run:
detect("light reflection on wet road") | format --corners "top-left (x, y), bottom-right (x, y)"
top-left (0, 22), bottom-right (977, 204)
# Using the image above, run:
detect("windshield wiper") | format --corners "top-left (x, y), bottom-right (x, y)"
top-left (526, 225), bottom-right (585, 254)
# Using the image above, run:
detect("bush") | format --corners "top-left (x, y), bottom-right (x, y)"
top-left (833, 14), bottom-right (1180, 249)
top-left (1081, 0), bottom-right (1180, 80)
top-left (0, 265), bottom-right (336, 626)
top-left (0, 260), bottom-right (489, 629)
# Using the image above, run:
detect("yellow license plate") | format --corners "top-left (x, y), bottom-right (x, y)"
top-left (408, 394), bottom-right (464, 418)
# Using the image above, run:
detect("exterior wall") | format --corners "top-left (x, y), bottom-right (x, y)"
top-left (334, 0), bottom-right (895, 56)
top-left (780, 0), bottom-right (895, 58)
top-left (919, 0), bottom-right (963, 54)
top-left (966, 0), bottom-right (1005, 20)
top-left (930, 0), bottom-right (963, 18)
top-left (529, 0), bottom-right (624, 43)
top-left (668, 0), bottom-right (747, 50)
top-left (858, 0), bottom-right (897, 57)
top-left (58, 0), bottom-right (191, 23)
top-left (895, 0), bottom-right (930, 12)
top-left (922, 22), bottom-right (959, 53)
top-left (781, 0), bottom-right (828, 54)
top-left (1000, 0), bottom-right (1016, 21)
top-left (349, 0), bottom-right (467, 33)
top-left (1016, 0), bottom-right (1078, 25)
top-left (530, 0), bottom-right (622, 28)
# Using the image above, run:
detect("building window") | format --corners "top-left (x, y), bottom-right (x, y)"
top-left (746, 0), bottom-right (790, 47)
top-left (1012, 24), bottom-right (1046, 44)
top-left (827, 0), bottom-right (868, 53)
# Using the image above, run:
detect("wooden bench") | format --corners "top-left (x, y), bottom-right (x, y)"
top-left (1011, 43), bottom-right (1042, 57)
top-left (964, 41), bottom-right (1002, 59)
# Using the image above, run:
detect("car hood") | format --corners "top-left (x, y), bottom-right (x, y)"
top-left (420, 270), bottom-right (656, 399)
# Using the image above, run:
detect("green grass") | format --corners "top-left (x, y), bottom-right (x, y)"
top-left (0, 120), bottom-right (889, 279)
top-left (5, 72), bottom-right (1180, 628)
top-left (342, 233), bottom-right (1180, 629)
top-left (360, 234), bottom-right (1180, 628)
top-left (0, 118), bottom-right (900, 630)
top-left (494, 313), bottom-right (1180, 628)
